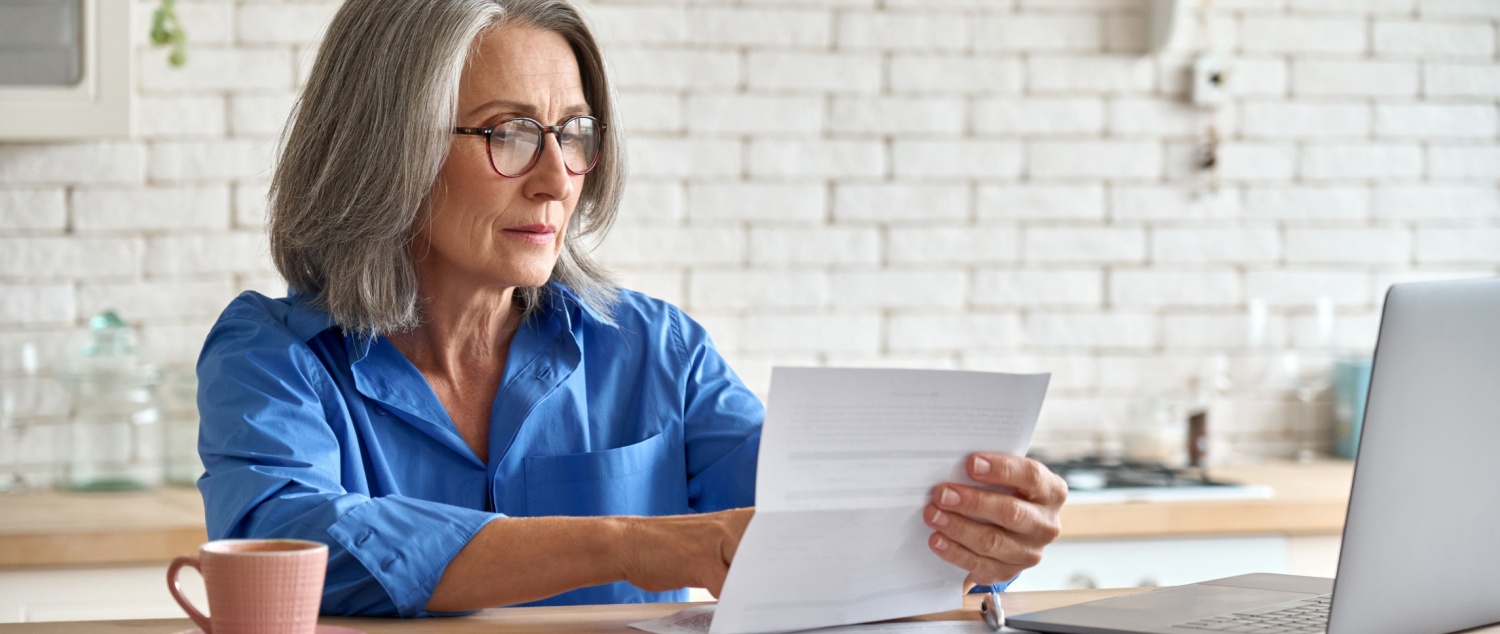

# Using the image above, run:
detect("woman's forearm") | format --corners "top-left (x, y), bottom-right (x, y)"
top-left (426, 515), bottom-right (629, 612)
top-left (425, 507), bottom-right (752, 613)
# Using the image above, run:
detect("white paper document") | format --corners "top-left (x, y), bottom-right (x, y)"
top-left (703, 367), bottom-right (1051, 634)
top-left (631, 605), bottom-right (1006, 634)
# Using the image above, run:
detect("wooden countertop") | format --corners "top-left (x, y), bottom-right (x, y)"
top-left (4, 587), bottom-right (1497, 633)
top-left (0, 487), bottom-right (206, 569)
top-left (1058, 460), bottom-right (1354, 540)
top-left (0, 461), bottom-right (1354, 569)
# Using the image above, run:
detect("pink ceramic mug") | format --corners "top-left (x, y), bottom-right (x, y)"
top-left (167, 539), bottom-right (329, 634)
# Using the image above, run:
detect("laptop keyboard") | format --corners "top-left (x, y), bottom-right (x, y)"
top-left (1173, 594), bottom-right (1331, 633)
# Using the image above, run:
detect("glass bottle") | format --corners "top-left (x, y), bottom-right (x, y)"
top-left (160, 369), bottom-right (202, 485)
top-left (58, 311), bottom-right (163, 491)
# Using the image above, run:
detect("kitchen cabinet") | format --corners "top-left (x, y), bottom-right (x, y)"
top-left (0, 565), bottom-right (205, 624)
top-left (1007, 460), bottom-right (1352, 591)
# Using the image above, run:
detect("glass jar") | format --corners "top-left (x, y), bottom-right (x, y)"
top-left (57, 311), bottom-right (163, 491)
top-left (160, 370), bottom-right (202, 485)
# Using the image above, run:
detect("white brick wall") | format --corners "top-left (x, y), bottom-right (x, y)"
top-left (1292, 60), bottom-right (1420, 97)
top-left (749, 140), bottom-right (884, 178)
top-left (975, 97), bottom-right (1104, 136)
top-left (1243, 186), bottom-right (1370, 220)
top-left (1300, 144), bottom-right (1424, 180)
top-left (73, 187), bottom-right (231, 231)
top-left (976, 15), bottom-right (1103, 53)
top-left (745, 51), bottom-right (880, 93)
top-left (1030, 140), bottom-right (1162, 179)
top-left (1240, 16), bottom-right (1367, 54)
top-left (1111, 270), bottom-right (1242, 307)
top-left (1372, 21), bottom-right (1495, 58)
top-left (1374, 104), bottom-right (1498, 139)
top-left (748, 227), bottom-right (878, 265)
top-left (978, 185), bottom-right (1105, 220)
top-left (136, 96), bottom-right (227, 138)
top-left (1426, 63), bottom-right (1500, 97)
top-left (835, 184), bottom-right (968, 223)
top-left (1026, 227), bottom-right (1148, 264)
top-left (688, 94), bottom-right (823, 136)
top-left (973, 269), bottom-right (1103, 308)
top-left (0, 190), bottom-right (66, 230)
top-left (1, 0), bottom-right (1497, 464)
top-left (1027, 56), bottom-right (1156, 93)
top-left (237, 3), bottom-right (340, 44)
top-left (838, 12), bottom-right (970, 52)
top-left (1240, 102), bottom-right (1370, 139)
top-left (889, 55), bottom-right (1022, 94)
top-left (688, 183), bottom-right (824, 224)
top-left (1154, 228), bottom-right (1280, 263)
top-left (0, 143), bottom-right (147, 184)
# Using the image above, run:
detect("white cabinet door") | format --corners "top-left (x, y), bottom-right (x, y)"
top-left (1007, 535), bottom-right (1289, 591)
top-left (0, 565), bottom-right (206, 623)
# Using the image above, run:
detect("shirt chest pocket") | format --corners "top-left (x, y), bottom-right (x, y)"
top-left (523, 431), bottom-right (689, 517)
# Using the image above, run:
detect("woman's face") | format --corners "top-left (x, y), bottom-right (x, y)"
top-left (420, 24), bottom-right (589, 291)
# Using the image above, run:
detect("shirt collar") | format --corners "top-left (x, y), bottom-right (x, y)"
top-left (546, 282), bottom-right (619, 331)
top-left (285, 289), bottom-right (337, 342)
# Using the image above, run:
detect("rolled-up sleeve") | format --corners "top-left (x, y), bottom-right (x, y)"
top-left (672, 308), bottom-right (763, 513)
top-left (196, 316), bottom-right (499, 617)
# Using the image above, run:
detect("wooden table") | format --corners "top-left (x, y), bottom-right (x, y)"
top-left (0, 588), bottom-right (1152, 633)
top-left (3, 587), bottom-right (1497, 633)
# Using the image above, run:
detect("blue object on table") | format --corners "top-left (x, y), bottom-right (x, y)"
top-left (1334, 356), bottom-right (1374, 459)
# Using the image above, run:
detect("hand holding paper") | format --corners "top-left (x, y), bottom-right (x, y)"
top-left (704, 367), bottom-right (1052, 634)
top-left (925, 452), bottom-right (1068, 588)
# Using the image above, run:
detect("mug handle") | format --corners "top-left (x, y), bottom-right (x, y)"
top-left (167, 555), bottom-right (213, 633)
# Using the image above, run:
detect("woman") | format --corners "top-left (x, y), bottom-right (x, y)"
top-left (196, 0), bottom-right (1067, 618)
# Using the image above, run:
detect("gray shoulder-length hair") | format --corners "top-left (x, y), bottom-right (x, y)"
top-left (269, 0), bottom-right (622, 336)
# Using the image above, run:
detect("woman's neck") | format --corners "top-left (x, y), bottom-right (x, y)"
top-left (387, 266), bottom-right (524, 380)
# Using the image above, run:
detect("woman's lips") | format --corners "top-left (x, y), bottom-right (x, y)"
top-left (502, 224), bottom-right (557, 245)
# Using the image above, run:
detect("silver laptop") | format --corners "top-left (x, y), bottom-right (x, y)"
top-left (1009, 278), bottom-right (1500, 634)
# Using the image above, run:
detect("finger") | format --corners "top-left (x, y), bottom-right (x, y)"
top-left (968, 454), bottom-right (1068, 506)
top-left (927, 532), bottom-right (1024, 587)
top-left (924, 504), bottom-right (1041, 568)
top-left (932, 484), bottom-right (1060, 544)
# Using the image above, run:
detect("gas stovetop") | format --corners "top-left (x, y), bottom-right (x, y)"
top-left (1039, 456), bottom-right (1275, 505)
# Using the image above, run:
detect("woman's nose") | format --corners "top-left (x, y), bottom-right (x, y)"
top-left (522, 134), bottom-right (575, 202)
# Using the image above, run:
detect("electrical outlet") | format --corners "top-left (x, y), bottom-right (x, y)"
top-left (1191, 54), bottom-right (1227, 108)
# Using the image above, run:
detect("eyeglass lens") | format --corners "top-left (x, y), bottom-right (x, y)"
top-left (490, 117), bottom-right (601, 177)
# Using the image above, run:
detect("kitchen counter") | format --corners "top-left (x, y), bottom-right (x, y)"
top-left (0, 461), bottom-right (1354, 569)
top-left (0, 487), bottom-right (206, 569)
top-left (1059, 460), bottom-right (1354, 539)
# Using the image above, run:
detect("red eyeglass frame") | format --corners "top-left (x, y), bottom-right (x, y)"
top-left (453, 115), bottom-right (606, 178)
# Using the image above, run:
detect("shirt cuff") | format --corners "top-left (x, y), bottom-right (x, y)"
top-left (967, 575), bottom-right (1018, 593)
top-left (325, 495), bottom-right (502, 617)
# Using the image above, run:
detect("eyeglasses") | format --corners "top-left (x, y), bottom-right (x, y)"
top-left (453, 115), bottom-right (605, 178)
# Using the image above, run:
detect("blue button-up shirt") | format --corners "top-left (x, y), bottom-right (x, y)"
top-left (195, 284), bottom-right (763, 617)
